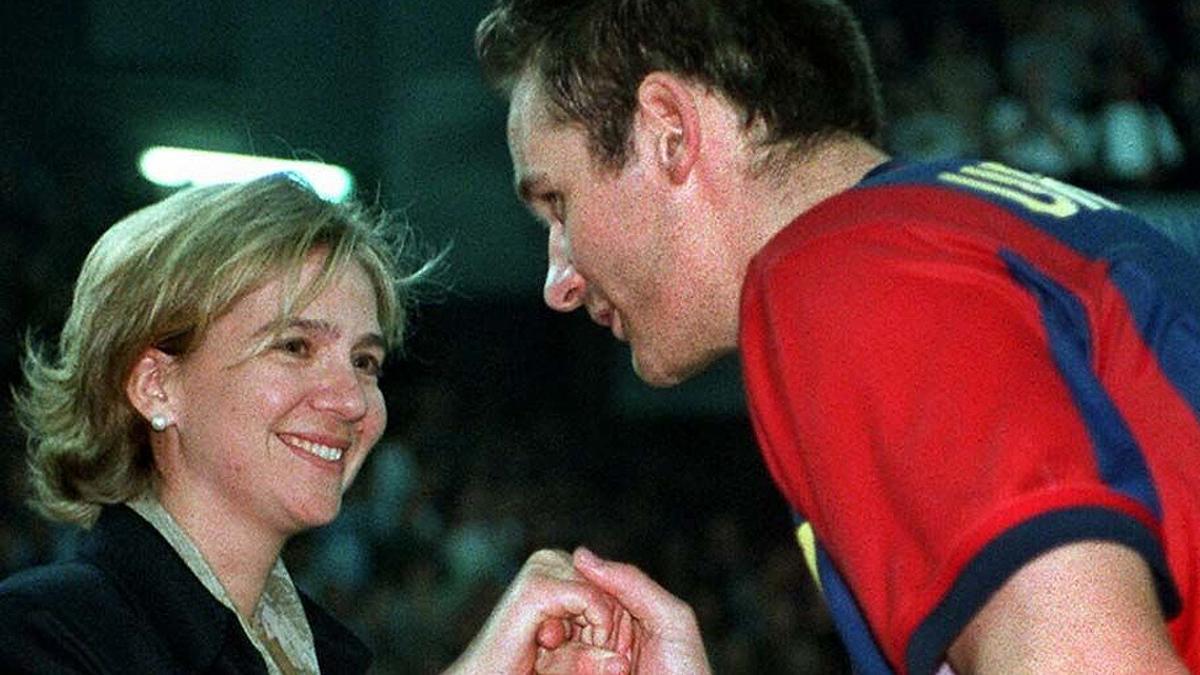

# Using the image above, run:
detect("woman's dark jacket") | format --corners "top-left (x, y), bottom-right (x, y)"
top-left (0, 505), bottom-right (370, 674)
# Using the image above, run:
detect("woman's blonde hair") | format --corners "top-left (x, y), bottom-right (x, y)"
top-left (15, 173), bottom-right (430, 527)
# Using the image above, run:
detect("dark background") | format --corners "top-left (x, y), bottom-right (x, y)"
top-left (2, 1), bottom-right (1198, 672)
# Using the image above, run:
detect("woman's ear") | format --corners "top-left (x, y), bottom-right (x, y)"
top-left (125, 348), bottom-right (177, 431)
top-left (635, 71), bottom-right (702, 184)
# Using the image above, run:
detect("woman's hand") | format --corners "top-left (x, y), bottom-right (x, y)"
top-left (446, 549), bottom-right (632, 675)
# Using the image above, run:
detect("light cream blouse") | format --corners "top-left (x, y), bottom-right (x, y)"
top-left (127, 494), bottom-right (321, 675)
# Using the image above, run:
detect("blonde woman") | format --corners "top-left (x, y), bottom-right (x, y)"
top-left (0, 175), bottom-right (632, 674)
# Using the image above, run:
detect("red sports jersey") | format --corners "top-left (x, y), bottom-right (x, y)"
top-left (739, 159), bottom-right (1200, 674)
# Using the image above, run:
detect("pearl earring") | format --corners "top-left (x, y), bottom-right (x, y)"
top-left (150, 414), bottom-right (170, 432)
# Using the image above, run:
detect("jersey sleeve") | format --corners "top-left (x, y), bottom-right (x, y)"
top-left (740, 216), bottom-right (1179, 673)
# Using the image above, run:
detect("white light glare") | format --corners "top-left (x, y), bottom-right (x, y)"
top-left (138, 146), bottom-right (354, 202)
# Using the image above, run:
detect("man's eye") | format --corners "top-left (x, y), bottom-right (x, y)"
top-left (542, 191), bottom-right (564, 223)
top-left (552, 193), bottom-right (566, 221)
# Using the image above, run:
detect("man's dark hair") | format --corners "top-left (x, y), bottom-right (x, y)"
top-left (476, 0), bottom-right (884, 169)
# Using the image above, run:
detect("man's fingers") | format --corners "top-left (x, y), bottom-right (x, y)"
top-left (573, 546), bottom-right (691, 630)
top-left (614, 607), bottom-right (635, 656)
top-left (535, 644), bottom-right (630, 675)
top-left (514, 549), bottom-right (628, 650)
top-left (449, 549), bottom-right (635, 675)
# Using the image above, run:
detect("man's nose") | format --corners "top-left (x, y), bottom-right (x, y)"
top-left (543, 227), bottom-right (586, 312)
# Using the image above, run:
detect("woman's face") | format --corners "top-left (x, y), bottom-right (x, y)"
top-left (163, 253), bottom-right (387, 538)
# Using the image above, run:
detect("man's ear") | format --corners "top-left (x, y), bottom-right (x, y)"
top-left (635, 72), bottom-right (702, 184)
top-left (125, 348), bottom-right (177, 427)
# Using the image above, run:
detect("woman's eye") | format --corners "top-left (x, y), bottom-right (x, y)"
top-left (274, 337), bottom-right (310, 357)
top-left (353, 353), bottom-right (383, 377)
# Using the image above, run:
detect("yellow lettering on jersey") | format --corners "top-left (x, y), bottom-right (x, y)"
top-left (795, 522), bottom-right (823, 593)
top-left (1040, 175), bottom-right (1123, 212)
top-left (939, 170), bottom-right (1078, 218)
top-left (975, 162), bottom-right (1121, 211)
top-left (938, 161), bottom-right (1123, 219)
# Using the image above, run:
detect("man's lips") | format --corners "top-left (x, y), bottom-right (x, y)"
top-left (610, 311), bottom-right (627, 341)
top-left (594, 308), bottom-right (627, 342)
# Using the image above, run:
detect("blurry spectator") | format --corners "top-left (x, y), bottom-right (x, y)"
top-left (1167, 62), bottom-right (1200, 176)
top-left (924, 17), bottom-right (1002, 156)
top-left (441, 472), bottom-right (524, 596)
top-left (1163, 0), bottom-right (1200, 179)
top-left (1077, 0), bottom-right (1180, 185)
top-left (988, 58), bottom-right (1094, 178)
top-left (1000, 3), bottom-right (1097, 110)
top-left (873, 14), bottom-right (975, 160)
top-left (866, 13), bottom-right (918, 86)
top-left (1094, 63), bottom-right (1185, 185)
top-left (1092, 0), bottom-right (1163, 76)
top-left (382, 557), bottom-right (458, 672)
top-left (888, 77), bottom-right (976, 161)
top-left (365, 438), bottom-right (445, 548)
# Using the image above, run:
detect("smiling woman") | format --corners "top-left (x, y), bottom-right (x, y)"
top-left (0, 173), bottom-right (641, 675)
top-left (0, 174), bottom-right (427, 674)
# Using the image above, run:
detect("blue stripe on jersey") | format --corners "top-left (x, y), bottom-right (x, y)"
top-left (1107, 259), bottom-right (1200, 421)
top-left (812, 541), bottom-right (895, 674)
top-left (1000, 249), bottom-right (1163, 517)
top-left (839, 160), bottom-right (1194, 670)
top-left (862, 160), bottom-right (1200, 314)
top-left (864, 158), bottom-right (1200, 440)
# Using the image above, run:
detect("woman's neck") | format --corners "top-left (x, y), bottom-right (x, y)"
top-left (154, 484), bottom-right (287, 621)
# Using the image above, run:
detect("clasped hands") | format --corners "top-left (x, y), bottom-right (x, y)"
top-left (446, 547), bottom-right (711, 675)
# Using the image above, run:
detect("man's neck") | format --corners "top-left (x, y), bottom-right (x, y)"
top-left (672, 132), bottom-right (888, 358)
top-left (743, 136), bottom-right (890, 259)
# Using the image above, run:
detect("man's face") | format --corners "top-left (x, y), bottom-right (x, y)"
top-left (506, 72), bottom-right (725, 386)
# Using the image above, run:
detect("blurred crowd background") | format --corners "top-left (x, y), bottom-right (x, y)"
top-left (869, 0), bottom-right (1200, 188)
top-left (1, 1), bottom-right (1197, 672)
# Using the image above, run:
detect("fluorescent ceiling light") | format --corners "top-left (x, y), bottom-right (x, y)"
top-left (138, 146), bottom-right (354, 202)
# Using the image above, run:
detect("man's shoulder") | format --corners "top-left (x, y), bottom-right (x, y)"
top-left (755, 160), bottom-right (969, 262)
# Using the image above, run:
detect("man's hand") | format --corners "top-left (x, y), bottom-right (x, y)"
top-left (446, 549), bottom-right (632, 675)
top-left (569, 547), bottom-right (712, 675)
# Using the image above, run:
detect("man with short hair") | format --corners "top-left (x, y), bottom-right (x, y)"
top-left (476, 1), bottom-right (1200, 672)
